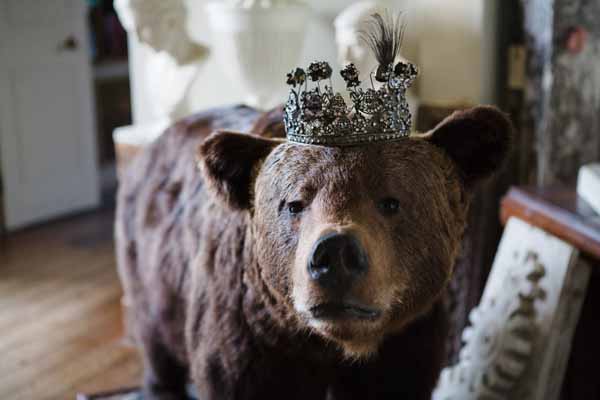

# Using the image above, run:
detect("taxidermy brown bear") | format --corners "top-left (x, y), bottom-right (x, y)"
top-left (116, 15), bottom-right (512, 400)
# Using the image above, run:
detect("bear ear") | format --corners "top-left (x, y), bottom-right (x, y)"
top-left (425, 105), bottom-right (513, 188)
top-left (198, 130), bottom-right (281, 210)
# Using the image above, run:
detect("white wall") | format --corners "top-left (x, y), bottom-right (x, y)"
top-left (127, 0), bottom-right (497, 125)
top-left (416, 0), bottom-right (488, 105)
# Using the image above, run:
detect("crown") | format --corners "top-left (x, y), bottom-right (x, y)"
top-left (283, 12), bottom-right (417, 146)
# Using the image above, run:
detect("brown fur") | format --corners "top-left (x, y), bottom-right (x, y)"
top-left (116, 104), bottom-right (512, 399)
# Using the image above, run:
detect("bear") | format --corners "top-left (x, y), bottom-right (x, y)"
top-left (115, 103), bottom-right (512, 400)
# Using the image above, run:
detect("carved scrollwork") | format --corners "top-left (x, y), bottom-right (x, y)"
top-left (433, 252), bottom-right (546, 400)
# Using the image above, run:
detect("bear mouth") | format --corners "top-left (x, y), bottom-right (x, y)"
top-left (309, 302), bottom-right (381, 321)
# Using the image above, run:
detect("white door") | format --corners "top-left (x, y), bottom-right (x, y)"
top-left (0, 0), bottom-right (100, 230)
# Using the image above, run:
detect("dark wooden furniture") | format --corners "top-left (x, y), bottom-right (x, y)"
top-left (501, 186), bottom-right (600, 259)
top-left (500, 185), bottom-right (600, 400)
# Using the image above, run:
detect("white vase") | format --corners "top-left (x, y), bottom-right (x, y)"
top-left (205, 1), bottom-right (310, 110)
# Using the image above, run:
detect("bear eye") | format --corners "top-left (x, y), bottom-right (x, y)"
top-left (287, 201), bottom-right (305, 215)
top-left (377, 197), bottom-right (400, 216)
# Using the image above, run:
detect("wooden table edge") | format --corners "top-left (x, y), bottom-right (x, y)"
top-left (500, 187), bottom-right (600, 261)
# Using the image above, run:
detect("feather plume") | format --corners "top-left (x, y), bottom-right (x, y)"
top-left (360, 12), bottom-right (405, 69)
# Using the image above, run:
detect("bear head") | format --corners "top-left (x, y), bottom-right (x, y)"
top-left (198, 106), bottom-right (512, 359)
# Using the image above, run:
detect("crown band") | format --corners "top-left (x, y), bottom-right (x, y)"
top-left (284, 60), bottom-right (418, 146)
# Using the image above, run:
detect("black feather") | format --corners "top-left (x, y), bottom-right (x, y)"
top-left (360, 12), bottom-right (405, 69)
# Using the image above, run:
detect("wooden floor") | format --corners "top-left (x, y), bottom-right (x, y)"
top-left (0, 210), bottom-right (142, 400)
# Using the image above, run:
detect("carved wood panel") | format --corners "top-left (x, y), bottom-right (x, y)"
top-left (434, 218), bottom-right (591, 400)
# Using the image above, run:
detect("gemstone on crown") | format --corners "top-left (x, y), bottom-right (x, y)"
top-left (284, 60), bottom-right (418, 146)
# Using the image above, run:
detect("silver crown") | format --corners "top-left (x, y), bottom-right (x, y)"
top-left (284, 60), bottom-right (418, 146)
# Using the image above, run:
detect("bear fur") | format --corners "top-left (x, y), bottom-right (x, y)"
top-left (116, 104), bottom-right (512, 400)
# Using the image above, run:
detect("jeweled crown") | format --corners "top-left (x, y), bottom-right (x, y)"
top-left (284, 13), bottom-right (418, 146)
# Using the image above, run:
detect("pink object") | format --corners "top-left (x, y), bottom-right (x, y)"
top-left (566, 26), bottom-right (588, 54)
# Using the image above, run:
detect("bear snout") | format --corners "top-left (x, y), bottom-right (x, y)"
top-left (307, 232), bottom-right (369, 292)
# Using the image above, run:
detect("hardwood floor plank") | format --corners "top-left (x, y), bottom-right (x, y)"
top-left (0, 257), bottom-right (114, 320)
top-left (0, 210), bottom-right (142, 399)
top-left (0, 292), bottom-right (122, 388)
top-left (0, 272), bottom-right (120, 350)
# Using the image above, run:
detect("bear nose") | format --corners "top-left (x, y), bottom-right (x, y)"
top-left (307, 232), bottom-right (369, 290)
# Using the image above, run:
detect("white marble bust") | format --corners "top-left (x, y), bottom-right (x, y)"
top-left (114, 0), bottom-right (210, 121)
top-left (334, 1), bottom-right (384, 77)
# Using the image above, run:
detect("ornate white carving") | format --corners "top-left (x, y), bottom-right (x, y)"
top-left (433, 218), bottom-right (590, 400)
top-left (433, 252), bottom-right (544, 400)
top-left (114, 0), bottom-right (209, 66)
top-left (205, 1), bottom-right (309, 110)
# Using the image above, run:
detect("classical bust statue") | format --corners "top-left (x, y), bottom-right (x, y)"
top-left (334, 1), bottom-right (384, 77)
